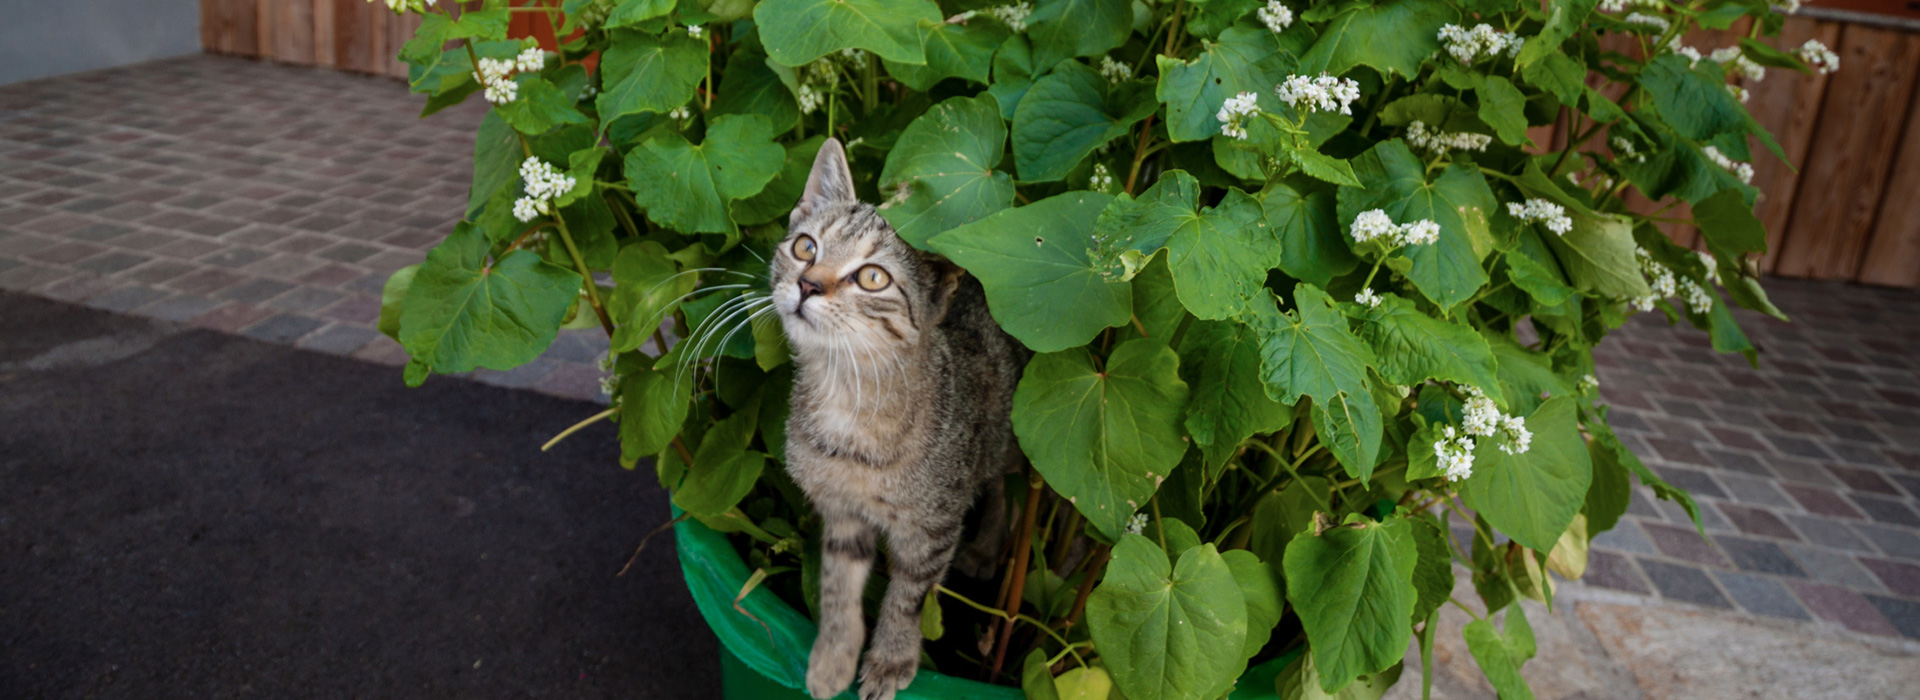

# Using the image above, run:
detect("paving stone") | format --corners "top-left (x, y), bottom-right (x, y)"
top-left (70, 251), bottom-right (150, 275)
top-left (293, 323), bottom-right (380, 356)
top-left (1715, 535), bottom-right (1806, 576)
top-left (1771, 458), bottom-right (1843, 487)
top-left (1889, 473), bottom-right (1920, 500)
top-left (1642, 522), bottom-right (1731, 567)
top-left (82, 284), bottom-right (170, 313)
top-left (1783, 543), bottom-right (1887, 593)
top-left (239, 313), bottom-right (327, 344)
top-left (1855, 524), bottom-right (1920, 561)
top-left (1654, 466), bottom-right (1728, 500)
top-left (1786, 581), bottom-right (1899, 636)
top-left (532, 362), bottom-right (609, 403)
top-left (1710, 571), bottom-right (1812, 620)
top-left (1848, 494), bottom-right (1920, 528)
top-left (1715, 472), bottom-right (1796, 509)
top-left (216, 278), bottom-right (295, 305)
top-left (136, 294), bottom-right (222, 323)
top-left (1584, 549), bottom-right (1651, 594)
top-left (1637, 558), bottom-right (1733, 609)
top-left (1827, 465), bottom-right (1902, 495)
top-left (1856, 558), bottom-right (1920, 598)
top-left (1864, 595), bottom-right (1920, 641)
top-left (470, 359), bottom-right (558, 390)
top-left (1768, 435), bottom-right (1833, 461)
top-left (1591, 518), bottom-right (1656, 555)
top-left (1716, 504), bottom-right (1800, 540)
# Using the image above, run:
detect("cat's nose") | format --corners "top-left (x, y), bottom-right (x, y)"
top-left (797, 276), bottom-right (826, 299)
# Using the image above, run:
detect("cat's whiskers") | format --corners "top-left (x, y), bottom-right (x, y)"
top-left (674, 293), bottom-right (771, 398)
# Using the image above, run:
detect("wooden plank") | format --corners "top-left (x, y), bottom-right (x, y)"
top-left (1747, 18), bottom-right (1843, 272)
top-left (312, 0), bottom-right (337, 67)
top-left (386, 9), bottom-right (419, 78)
top-left (333, 0), bottom-right (377, 74)
top-left (201, 0), bottom-right (261, 56)
top-left (368, 5), bottom-right (390, 76)
top-left (271, 0), bottom-right (316, 65)
top-left (255, 0), bottom-right (275, 60)
top-left (1857, 79), bottom-right (1920, 287)
top-left (1776, 24), bottom-right (1920, 279)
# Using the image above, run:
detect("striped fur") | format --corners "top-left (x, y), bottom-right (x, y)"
top-left (771, 140), bottom-right (1028, 700)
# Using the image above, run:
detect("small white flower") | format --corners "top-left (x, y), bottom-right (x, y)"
top-left (1497, 415), bottom-right (1532, 455)
top-left (1507, 198), bottom-right (1573, 236)
top-left (1635, 246), bottom-right (1678, 298)
top-left (1098, 55), bottom-right (1133, 84)
top-left (373, 0), bottom-right (428, 14)
top-left (1462, 386), bottom-right (1501, 438)
top-left (1355, 288), bottom-right (1383, 308)
top-left (1711, 47), bottom-right (1766, 82)
top-left (1772, 0), bottom-right (1802, 13)
top-left (1798, 39), bottom-right (1839, 74)
top-left (514, 45), bottom-right (547, 73)
top-left (1405, 121), bottom-right (1491, 156)
top-left (512, 196), bottom-right (542, 223)
top-left (1579, 374), bottom-right (1601, 392)
top-left (1275, 74), bottom-right (1362, 115)
top-left (1702, 145), bottom-right (1754, 184)
top-left (1727, 84), bottom-right (1750, 103)
top-left (1350, 209), bottom-right (1399, 244)
top-left (1698, 251), bottom-right (1721, 284)
top-left (1624, 13), bottom-right (1670, 31)
top-left (1400, 219), bottom-right (1440, 246)
top-left (1126, 512), bottom-right (1148, 536)
top-left (1611, 136), bottom-right (1647, 163)
top-left (1257, 0), bottom-right (1294, 33)
top-left (795, 84), bottom-right (823, 114)
top-left (986, 2), bottom-right (1033, 32)
top-left (475, 56), bottom-right (521, 105)
top-left (1671, 43), bottom-right (1703, 67)
top-left (1435, 426), bottom-right (1477, 481)
top-left (686, 24), bottom-right (705, 40)
top-left (1631, 295), bottom-right (1659, 312)
top-left (1216, 91), bottom-right (1261, 140)
top-left (838, 48), bottom-right (868, 68)
top-left (1680, 277), bottom-right (1715, 314)
top-left (1089, 163), bottom-right (1114, 193)
top-left (1437, 23), bottom-right (1524, 65)
top-left (598, 373), bottom-right (619, 397)
top-left (668, 105), bottom-right (692, 122)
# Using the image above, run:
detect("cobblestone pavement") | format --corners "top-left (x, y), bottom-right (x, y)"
top-left (3, 54), bottom-right (1917, 651)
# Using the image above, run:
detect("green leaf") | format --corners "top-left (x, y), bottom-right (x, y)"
top-left (1277, 653), bottom-right (1403, 700)
top-left (1088, 536), bottom-right (1248, 700)
top-left (1505, 248), bottom-right (1577, 306)
top-left (1250, 475), bottom-right (1330, 566)
top-left (470, 111), bottom-right (521, 220)
top-left (1463, 610), bottom-right (1538, 700)
top-left (927, 191), bottom-right (1133, 352)
top-left (1155, 27), bottom-right (1296, 142)
top-left (608, 241), bottom-right (699, 353)
top-left (1459, 396), bottom-right (1593, 553)
top-left (624, 113), bottom-right (785, 233)
top-left (1284, 515), bottom-right (1417, 693)
top-left (1054, 666), bottom-right (1116, 700)
top-left (673, 398), bottom-right (766, 517)
top-left (1313, 391), bottom-right (1383, 481)
top-left (619, 364), bottom-right (692, 465)
top-left (1640, 54), bottom-right (1747, 141)
top-left (1352, 292), bottom-right (1502, 397)
top-left (878, 94), bottom-right (1016, 247)
top-left (1090, 171), bottom-right (1202, 275)
top-left (1514, 0), bottom-right (1597, 68)
top-left (1542, 212), bottom-right (1651, 299)
top-left (1224, 549), bottom-right (1284, 664)
top-left (1011, 339), bottom-right (1190, 538)
top-left (1165, 189), bottom-right (1279, 320)
top-left (1476, 76), bottom-right (1530, 147)
top-left (753, 0), bottom-right (942, 66)
top-left (1012, 62), bottom-right (1156, 182)
top-left (1692, 188), bottom-right (1767, 263)
top-left (1522, 53), bottom-right (1585, 106)
top-left (1261, 181), bottom-right (1359, 288)
top-left (397, 223), bottom-right (581, 376)
top-left (1299, 0), bottom-right (1457, 79)
top-left (1181, 319), bottom-right (1292, 472)
top-left (596, 29), bottom-right (708, 124)
top-left (986, 34), bottom-right (1036, 121)
top-left (1585, 427), bottom-right (1633, 536)
top-left (1408, 515), bottom-right (1454, 623)
top-left (495, 74), bottom-right (589, 135)
top-left (605, 0), bottom-right (676, 27)
top-left (731, 136), bottom-right (826, 226)
top-left (1288, 146), bottom-right (1363, 188)
top-left (1027, 0), bottom-right (1135, 72)
top-left (920, 587), bottom-right (944, 641)
top-left (378, 265), bottom-right (419, 342)
top-left (1487, 334), bottom-right (1570, 415)
top-left (1022, 649), bottom-right (1063, 700)
top-left (882, 18), bottom-right (1009, 91)
top-left (1245, 283), bottom-right (1377, 408)
top-left (712, 49), bottom-right (801, 134)
top-left (1133, 252), bottom-right (1189, 343)
top-left (1338, 141), bottom-right (1493, 310)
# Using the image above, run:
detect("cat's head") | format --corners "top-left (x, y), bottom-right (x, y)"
top-left (770, 139), bottom-right (962, 356)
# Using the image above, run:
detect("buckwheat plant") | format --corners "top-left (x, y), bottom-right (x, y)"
top-left (375, 0), bottom-right (1815, 696)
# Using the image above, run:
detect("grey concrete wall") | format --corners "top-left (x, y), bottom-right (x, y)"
top-left (0, 0), bottom-right (201, 85)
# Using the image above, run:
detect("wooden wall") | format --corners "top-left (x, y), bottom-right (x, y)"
top-left (206, 3), bottom-right (1920, 287)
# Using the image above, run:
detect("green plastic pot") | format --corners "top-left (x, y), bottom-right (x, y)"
top-left (676, 516), bottom-right (1303, 699)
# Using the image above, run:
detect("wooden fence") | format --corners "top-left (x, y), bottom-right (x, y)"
top-left (203, 1), bottom-right (1920, 288)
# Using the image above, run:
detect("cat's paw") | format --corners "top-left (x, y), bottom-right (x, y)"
top-left (857, 656), bottom-right (917, 700)
top-left (807, 644), bottom-right (859, 699)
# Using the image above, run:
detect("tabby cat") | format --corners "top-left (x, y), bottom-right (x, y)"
top-left (771, 139), bottom-right (1029, 700)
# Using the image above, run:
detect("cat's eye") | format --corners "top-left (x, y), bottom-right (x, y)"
top-left (854, 265), bottom-right (891, 291)
top-left (792, 235), bottom-right (817, 262)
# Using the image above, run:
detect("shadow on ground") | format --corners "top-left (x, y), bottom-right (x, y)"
top-left (0, 291), bottom-right (718, 698)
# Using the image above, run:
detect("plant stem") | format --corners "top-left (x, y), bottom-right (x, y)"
top-left (542, 406), bottom-right (619, 450)
top-left (1060, 545), bottom-right (1111, 633)
top-left (671, 435), bottom-right (695, 466)
top-left (1151, 494), bottom-right (1168, 550)
top-left (990, 474), bottom-right (1046, 679)
top-left (1163, 0), bottom-right (1186, 56)
top-left (1357, 75), bottom-right (1399, 135)
top-left (550, 213), bottom-right (616, 336)
top-left (1124, 115), bottom-right (1157, 195)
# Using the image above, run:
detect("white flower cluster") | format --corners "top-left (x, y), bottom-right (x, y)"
top-left (1798, 39), bottom-right (1839, 74)
top-left (1350, 209), bottom-right (1441, 247)
top-left (1507, 199), bottom-right (1573, 236)
top-left (796, 84), bottom-right (824, 114)
top-left (1090, 163), bottom-right (1114, 193)
top-left (1611, 136), bottom-right (1647, 163)
top-left (668, 105), bottom-right (692, 122)
top-left (1355, 288), bottom-right (1383, 308)
top-left (1698, 251), bottom-right (1721, 284)
top-left (1126, 512), bottom-right (1148, 536)
top-left (1275, 73), bottom-right (1362, 115)
top-left (512, 157), bottom-right (576, 223)
top-left (1624, 13), bottom-right (1670, 31)
top-left (1710, 47), bottom-right (1766, 82)
top-left (1257, 0), bottom-right (1294, 33)
top-left (1679, 277), bottom-right (1715, 314)
top-left (1099, 55), bottom-right (1133, 84)
top-left (1597, 0), bottom-right (1660, 13)
top-left (839, 48), bottom-right (868, 69)
top-left (1702, 145), bottom-right (1755, 184)
top-left (1727, 84), bottom-right (1750, 103)
top-left (1631, 245), bottom-right (1674, 311)
top-left (1671, 44), bottom-right (1703, 67)
top-left (1772, 0), bottom-right (1802, 13)
top-left (369, 0), bottom-right (428, 13)
top-left (474, 46), bottom-right (548, 105)
top-left (986, 2), bottom-right (1033, 32)
top-left (1579, 374), bottom-right (1601, 393)
top-left (1217, 91), bottom-right (1261, 140)
top-left (1433, 426), bottom-right (1476, 480)
top-left (1405, 120), bottom-right (1491, 156)
top-left (1438, 24), bottom-right (1524, 65)
top-left (1463, 386), bottom-right (1532, 455)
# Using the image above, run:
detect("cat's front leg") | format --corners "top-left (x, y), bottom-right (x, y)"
top-left (858, 519), bottom-right (960, 700)
top-left (809, 514), bottom-right (877, 700)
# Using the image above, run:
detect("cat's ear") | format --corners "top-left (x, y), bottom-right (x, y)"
top-left (923, 253), bottom-right (969, 322)
top-left (791, 138), bottom-right (855, 226)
